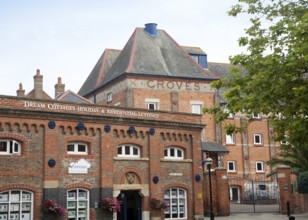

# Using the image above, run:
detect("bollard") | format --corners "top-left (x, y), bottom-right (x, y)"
top-left (287, 201), bottom-right (291, 216)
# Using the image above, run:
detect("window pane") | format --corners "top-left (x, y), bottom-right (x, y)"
top-left (164, 149), bottom-right (168, 157)
top-left (14, 142), bottom-right (19, 152)
top-left (133, 147), bottom-right (138, 155)
top-left (125, 146), bottom-right (130, 155)
top-left (148, 103), bottom-right (157, 110)
top-left (78, 144), bottom-right (86, 152)
top-left (170, 148), bottom-right (175, 157)
top-left (68, 144), bottom-right (74, 152)
top-left (118, 147), bottom-right (122, 155)
top-left (177, 149), bottom-right (182, 158)
top-left (0, 141), bottom-right (7, 152)
top-left (257, 162), bottom-right (263, 171)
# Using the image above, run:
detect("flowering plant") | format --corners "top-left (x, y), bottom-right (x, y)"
top-left (150, 198), bottom-right (169, 210)
top-left (101, 198), bottom-right (121, 212)
top-left (41, 199), bottom-right (65, 217)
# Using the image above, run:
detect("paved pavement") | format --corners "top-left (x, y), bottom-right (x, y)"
top-left (205, 213), bottom-right (308, 220)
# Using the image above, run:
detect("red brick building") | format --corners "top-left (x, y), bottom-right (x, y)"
top-left (0, 23), bottom-right (280, 220)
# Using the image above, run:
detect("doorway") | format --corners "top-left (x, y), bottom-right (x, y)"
top-left (117, 190), bottom-right (142, 220)
top-left (229, 186), bottom-right (240, 203)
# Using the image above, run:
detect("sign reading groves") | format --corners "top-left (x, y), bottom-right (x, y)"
top-left (23, 101), bottom-right (160, 119)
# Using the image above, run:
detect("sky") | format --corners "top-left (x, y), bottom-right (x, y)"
top-left (0, 0), bottom-right (249, 97)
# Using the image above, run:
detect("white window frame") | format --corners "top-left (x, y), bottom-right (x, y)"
top-left (227, 161), bottom-right (236, 172)
top-left (147, 102), bottom-right (158, 110)
top-left (117, 144), bottom-right (140, 158)
top-left (0, 190), bottom-right (33, 220)
top-left (67, 142), bottom-right (88, 155)
top-left (226, 134), bottom-right (235, 144)
top-left (252, 113), bottom-right (261, 119)
top-left (67, 189), bottom-right (89, 220)
top-left (0, 139), bottom-right (21, 155)
top-left (190, 101), bottom-right (203, 115)
top-left (254, 134), bottom-right (263, 145)
top-left (164, 188), bottom-right (187, 219)
top-left (256, 161), bottom-right (265, 172)
top-left (164, 147), bottom-right (184, 160)
top-left (146, 98), bottom-right (159, 110)
top-left (107, 92), bottom-right (112, 102)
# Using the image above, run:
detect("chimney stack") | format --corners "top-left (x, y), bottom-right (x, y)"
top-left (16, 83), bottom-right (25, 97)
top-left (33, 69), bottom-right (43, 99)
top-left (55, 77), bottom-right (65, 99)
top-left (144, 23), bottom-right (158, 36)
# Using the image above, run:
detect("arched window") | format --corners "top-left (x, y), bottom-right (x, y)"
top-left (67, 189), bottom-right (89, 220)
top-left (67, 142), bottom-right (88, 155)
top-left (0, 139), bottom-right (21, 155)
top-left (164, 188), bottom-right (187, 219)
top-left (117, 144), bottom-right (140, 158)
top-left (164, 147), bottom-right (184, 160)
top-left (0, 190), bottom-right (33, 219)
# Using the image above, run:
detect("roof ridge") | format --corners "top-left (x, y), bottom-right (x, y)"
top-left (125, 28), bottom-right (140, 73)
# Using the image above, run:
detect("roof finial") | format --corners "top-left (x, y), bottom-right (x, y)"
top-left (36, 69), bottom-right (40, 75)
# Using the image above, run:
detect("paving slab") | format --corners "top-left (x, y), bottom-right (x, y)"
top-left (205, 213), bottom-right (308, 220)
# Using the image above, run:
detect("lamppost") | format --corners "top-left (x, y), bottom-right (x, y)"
top-left (205, 157), bottom-right (214, 220)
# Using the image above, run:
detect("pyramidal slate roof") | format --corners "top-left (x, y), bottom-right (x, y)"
top-left (79, 24), bottom-right (218, 96)
top-left (79, 49), bottom-right (121, 97)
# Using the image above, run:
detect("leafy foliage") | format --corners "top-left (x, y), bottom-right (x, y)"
top-left (101, 198), bottom-right (121, 212)
top-left (150, 198), bottom-right (169, 210)
top-left (41, 199), bottom-right (65, 217)
top-left (204, 0), bottom-right (308, 171)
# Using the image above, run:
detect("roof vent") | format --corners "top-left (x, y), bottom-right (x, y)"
top-left (144, 23), bottom-right (157, 36)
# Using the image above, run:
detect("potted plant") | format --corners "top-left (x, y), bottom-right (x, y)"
top-left (41, 199), bottom-right (65, 217)
top-left (101, 198), bottom-right (121, 212)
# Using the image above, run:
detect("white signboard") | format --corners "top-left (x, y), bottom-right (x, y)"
top-left (68, 159), bottom-right (91, 174)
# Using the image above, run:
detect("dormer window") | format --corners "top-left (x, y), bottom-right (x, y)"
top-left (0, 139), bottom-right (21, 155)
top-left (189, 54), bottom-right (208, 68)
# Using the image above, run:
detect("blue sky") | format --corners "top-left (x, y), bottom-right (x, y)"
top-left (0, 0), bottom-right (248, 97)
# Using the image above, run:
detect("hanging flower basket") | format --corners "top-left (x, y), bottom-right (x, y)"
top-left (41, 199), bottom-right (65, 217)
top-left (101, 198), bottom-right (121, 212)
top-left (150, 198), bottom-right (169, 210)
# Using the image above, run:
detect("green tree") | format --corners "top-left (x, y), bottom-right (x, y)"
top-left (204, 0), bottom-right (308, 171)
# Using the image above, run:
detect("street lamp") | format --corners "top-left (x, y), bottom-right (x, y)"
top-left (205, 157), bottom-right (214, 220)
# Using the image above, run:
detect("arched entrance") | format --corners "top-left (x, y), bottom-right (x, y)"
top-left (117, 190), bottom-right (142, 220)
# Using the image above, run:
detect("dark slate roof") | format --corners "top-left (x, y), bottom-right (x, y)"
top-left (207, 62), bottom-right (233, 79)
top-left (202, 141), bottom-right (229, 153)
top-left (26, 89), bottom-right (52, 100)
top-left (79, 26), bottom-right (218, 96)
top-left (181, 46), bottom-right (207, 55)
top-left (57, 90), bottom-right (93, 104)
top-left (79, 49), bottom-right (121, 96)
top-left (207, 62), bottom-right (247, 103)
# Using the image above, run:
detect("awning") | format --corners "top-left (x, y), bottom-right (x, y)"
top-left (202, 141), bottom-right (229, 153)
